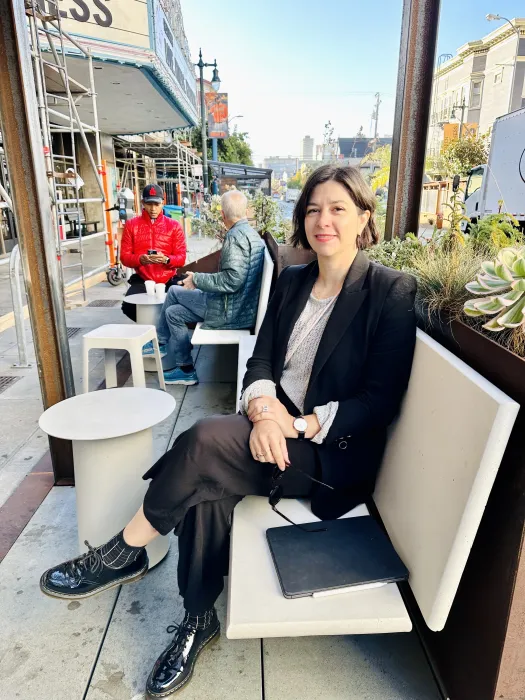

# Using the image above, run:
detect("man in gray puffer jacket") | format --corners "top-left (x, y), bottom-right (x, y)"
top-left (143, 190), bottom-right (265, 385)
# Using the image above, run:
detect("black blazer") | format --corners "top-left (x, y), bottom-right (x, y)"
top-left (243, 251), bottom-right (417, 520)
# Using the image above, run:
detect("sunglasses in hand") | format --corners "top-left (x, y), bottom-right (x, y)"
top-left (269, 464), bottom-right (334, 533)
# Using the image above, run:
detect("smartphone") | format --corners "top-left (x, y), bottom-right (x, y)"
top-left (147, 249), bottom-right (158, 255)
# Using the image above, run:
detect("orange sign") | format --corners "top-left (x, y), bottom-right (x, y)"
top-left (442, 123), bottom-right (478, 150)
top-left (204, 93), bottom-right (229, 139)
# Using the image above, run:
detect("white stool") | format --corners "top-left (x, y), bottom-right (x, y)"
top-left (39, 388), bottom-right (176, 568)
top-left (83, 324), bottom-right (165, 393)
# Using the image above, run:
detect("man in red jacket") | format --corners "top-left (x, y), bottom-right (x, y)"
top-left (120, 184), bottom-right (186, 322)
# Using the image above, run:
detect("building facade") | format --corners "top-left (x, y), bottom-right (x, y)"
top-left (301, 135), bottom-right (314, 161)
top-left (46, 0), bottom-right (199, 133)
top-left (428, 18), bottom-right (525, 157)
top-left (338, 137), bottom-right (393, 160)
top-left (263, 157), bottom-right (299, 178)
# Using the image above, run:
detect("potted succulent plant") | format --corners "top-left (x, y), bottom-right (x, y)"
top-left (379, 236), bottom-right (525, 700)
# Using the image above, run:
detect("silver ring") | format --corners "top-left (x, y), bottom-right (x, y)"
top-left (262, 405), bottom-right (269, 413)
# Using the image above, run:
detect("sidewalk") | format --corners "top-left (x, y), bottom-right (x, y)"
top-left (0, 233), bottom-right (219, 510)
top-left (0, 231), bottom-right (220, 318)
top-left (0, 232), bottom-right (441, 700)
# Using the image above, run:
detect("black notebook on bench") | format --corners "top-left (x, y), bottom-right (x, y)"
top-left (266, 515), bottom-right (409, 599)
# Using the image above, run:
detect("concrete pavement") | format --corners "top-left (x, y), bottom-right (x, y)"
top-left (0, 231), bottom-right (441, 700)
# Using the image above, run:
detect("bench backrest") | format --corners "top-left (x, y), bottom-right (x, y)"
top-left (254, 248), bottom-right (274, 335)
top-left (373, 329), bottom-right (518, 631)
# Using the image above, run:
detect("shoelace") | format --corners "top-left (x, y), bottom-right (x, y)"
top-left (164, 621), bottom-right (196, 665)
top-left (66, 541), bottom-right (104, 577)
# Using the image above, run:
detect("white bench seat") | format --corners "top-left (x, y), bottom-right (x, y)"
top-left (227, 329), bottom-right (520, 639)
top-left (227, 498), bottom-right (411, 639)
top-left (191, 247), bottom-right (274, 346)
top-left (191, 327), bottom-right (250, 345)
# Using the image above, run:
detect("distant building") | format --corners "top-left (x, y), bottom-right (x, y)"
top-left (428, 18), bottom-right (525, 157)
top-left (338, 137), bottom-right (392, 160)
top-left (263, 156), bottom-right (299, 178)
top-left (315, 144), bottom-right (332, 161)
top-left (301, 135), bottom-right (314, 161)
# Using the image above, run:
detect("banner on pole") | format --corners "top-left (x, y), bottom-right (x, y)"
top-left (205, 93), bottom-right (229, 139)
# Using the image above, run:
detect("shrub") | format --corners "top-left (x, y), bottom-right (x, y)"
top-left (250, 191), bottom-right (290, 243)
top-left (468, 213), bottom-right (523, 252)
top-left (191, 195), bottom-right (225, 241)
top-left (413, 239), bottom-right (487, 318)
top-left (366, 234), bottom-right (421, 271)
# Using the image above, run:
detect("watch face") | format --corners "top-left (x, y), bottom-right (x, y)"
top-left (294, 417), bottom-right (308, 433)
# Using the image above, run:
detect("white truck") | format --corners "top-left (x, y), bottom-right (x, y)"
top-left (463, 107), bottom-right (525, 230)
top-left (285, 188), bottom-right (300, 203)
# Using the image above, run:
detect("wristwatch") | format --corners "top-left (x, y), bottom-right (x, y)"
top-left (293, 416), bottom-right (308, 440)
top-left (164, 255), bottom-right (170, 264)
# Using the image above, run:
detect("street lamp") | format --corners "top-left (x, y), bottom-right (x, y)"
top-left (450, 97), bottom-right (468, 138)
top-left (228, 114), bottom-right (243, 125)
top-left (196, 49), bottom-right (220, 193)
top-left (486, 14), bottom-right (521, 113)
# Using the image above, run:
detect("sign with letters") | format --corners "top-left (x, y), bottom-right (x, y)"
top-left (44, 0), bottom-right (150, 49)
top-left (43, 0), bottom-right (198, 121)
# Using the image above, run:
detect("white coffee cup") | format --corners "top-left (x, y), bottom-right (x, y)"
top-left (155, 283), bottom-right (166, 301)
top-left (145, 280), bottom-right (156, 295)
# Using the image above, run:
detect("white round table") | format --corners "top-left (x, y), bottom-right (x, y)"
top-left (39, 388), bottom-right (176, 568)
top-left (124, 293), bottom-right (167, 372)
top-left (124, 292), bottom-right (164, 325)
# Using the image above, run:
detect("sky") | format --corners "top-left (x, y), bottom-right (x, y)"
top-left (181, 0), bottom-right (525, 166)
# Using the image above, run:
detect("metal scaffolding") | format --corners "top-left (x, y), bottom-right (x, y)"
top-left (25, 0), bottom-right (107, 304)
top-left (114, 135), bottom-right (203, 206)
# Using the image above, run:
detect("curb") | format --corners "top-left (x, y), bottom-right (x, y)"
top-left (0, 271), bottom-right (108, 335)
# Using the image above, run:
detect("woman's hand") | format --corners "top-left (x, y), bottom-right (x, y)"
top-left (249, 420), bottom-right (290, 471)
top-left (248, 396), bottom-right (295, 438)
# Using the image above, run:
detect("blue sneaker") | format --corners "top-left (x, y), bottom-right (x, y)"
top-left (142, 340), bottom-right (167, 358)
top-left (163, 367), bottom-right (199, 385)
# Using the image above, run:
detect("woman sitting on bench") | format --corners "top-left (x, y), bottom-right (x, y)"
top-left (40, 165), bottom-right (417, 699)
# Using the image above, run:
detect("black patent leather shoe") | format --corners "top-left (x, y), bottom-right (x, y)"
top-left (146, 610), bottom-right (220, 698)
top-left (40, 541), bottom-right (149, 600)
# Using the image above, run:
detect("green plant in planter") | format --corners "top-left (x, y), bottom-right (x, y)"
top-left (441, 188), bottom-right (468, 246)
top-left (413, 238), bottom-right (486, 318)
top-left (464, 247), bottom-right (525, 331)
top-left (366, 234), bottom-right (421, 271)
top-left (250, 191), bottom-right (290, 243)
top-left (468, 213), bottom-right (523, 252)
top-left (191, 195), bottom-right (225, 241)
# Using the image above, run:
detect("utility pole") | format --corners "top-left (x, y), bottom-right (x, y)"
top-left (373, 92), bottom-right (382, 140)
top-left (0, 0), bottom-right (75, 482)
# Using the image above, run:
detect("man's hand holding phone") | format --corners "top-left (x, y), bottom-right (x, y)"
top-left (139, 250), bottom-right (169, 265)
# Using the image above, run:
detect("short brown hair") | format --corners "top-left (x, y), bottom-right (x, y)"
top-left (290, 164), bottom-right (380, 250)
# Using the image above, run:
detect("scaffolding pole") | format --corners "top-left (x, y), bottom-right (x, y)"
top-left (0, 0), bottom-right (75, 482)
top-left (26, 2), bottom-right (108, 305)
